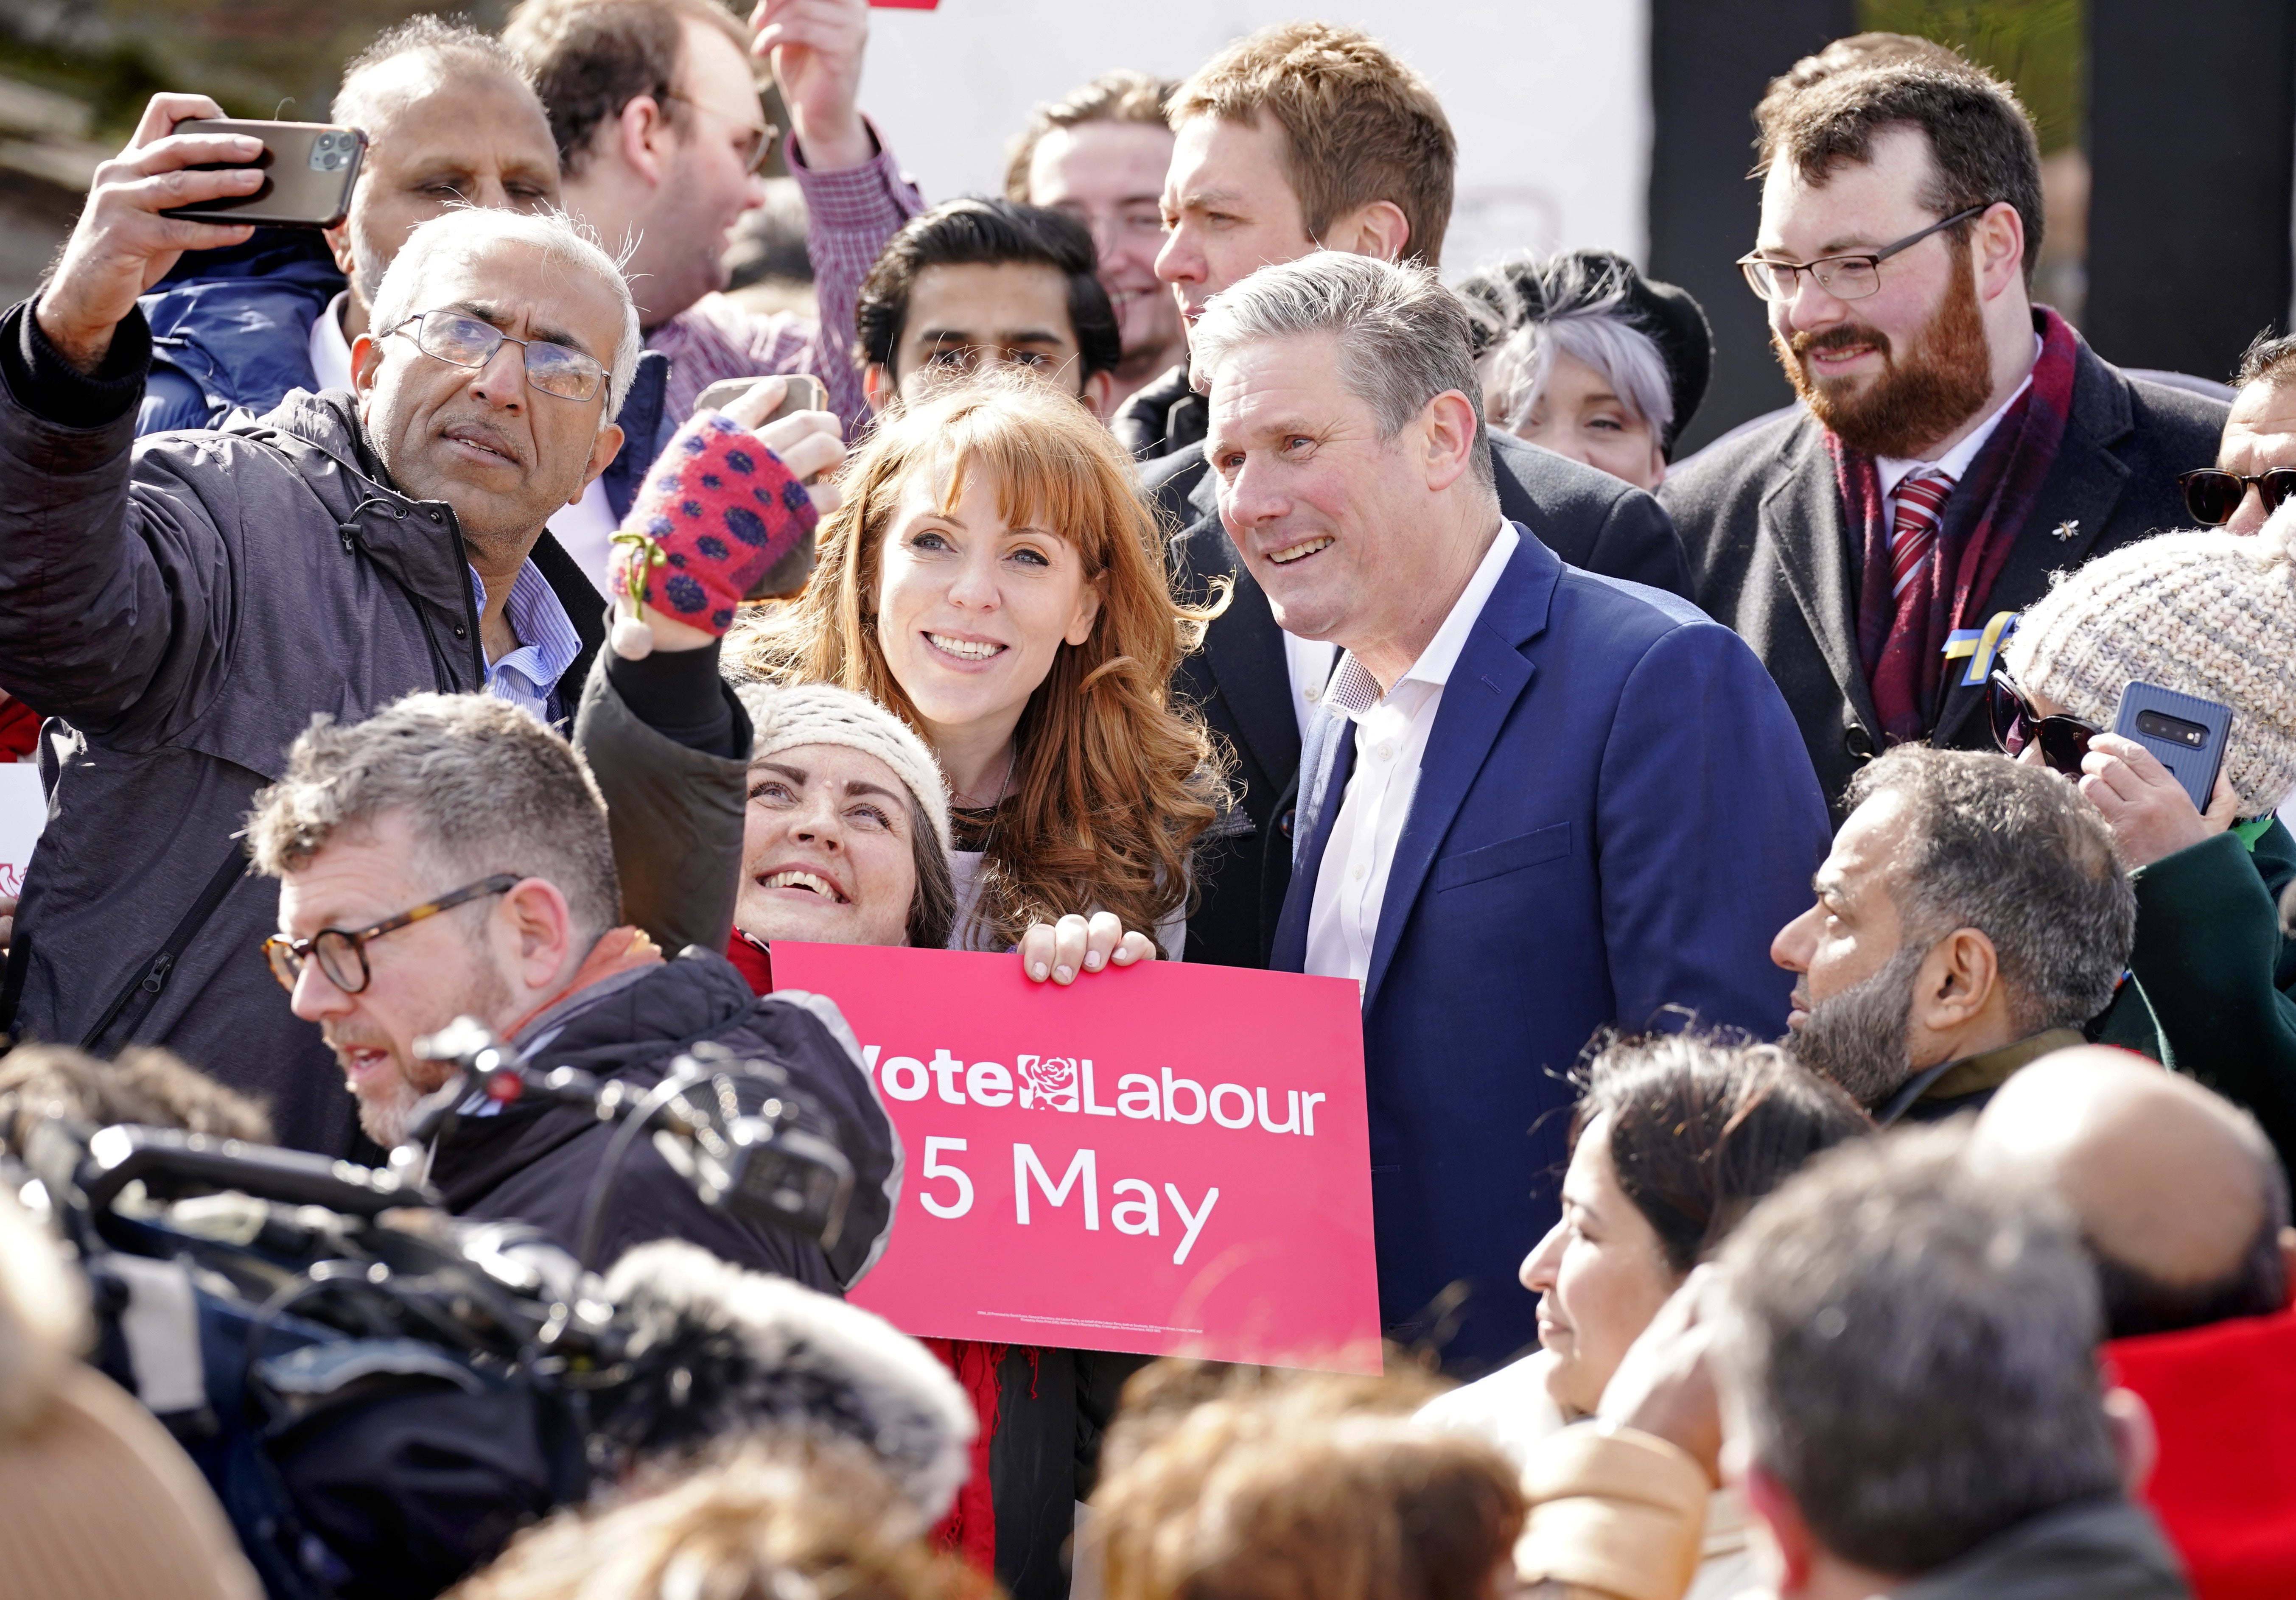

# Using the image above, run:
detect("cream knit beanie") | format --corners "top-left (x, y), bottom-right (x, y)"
top-left (2003, 506), bottom-right (2296, 816)
top-left (736, 681), bottom-right (952, 853)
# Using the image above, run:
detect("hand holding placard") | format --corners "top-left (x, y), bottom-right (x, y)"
top-left (768, 941), bottom-right (1380, 1372)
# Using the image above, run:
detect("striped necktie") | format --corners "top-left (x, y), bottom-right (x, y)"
top-left (1889, 467), bottom-right (1954, 597)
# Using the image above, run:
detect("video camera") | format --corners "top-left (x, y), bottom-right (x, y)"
top-left (9, 1024), bottom-right (860, 1600)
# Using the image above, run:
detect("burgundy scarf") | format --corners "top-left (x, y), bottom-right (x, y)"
top-left (1830, 308), bottom-right (2080, 744)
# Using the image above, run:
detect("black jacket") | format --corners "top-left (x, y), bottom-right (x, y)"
top-left (1158, 431), bottom-right (1694, 968)
top-left (1659, 324), bottom-right (2227, 817)
top-left (428, 948), bottom-right (901, 1290)
top-left (1112, 361), bottom-right (1204, 462)
top-left (0, 300), bottom-right (605, 1155)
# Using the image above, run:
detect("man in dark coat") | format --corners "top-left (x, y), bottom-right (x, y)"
top-left (0, 98), bottom-right (824, 1154)
top-left (1660, 47), bottom-right (2225, 818)
top-left (1126, 23), bottom-right (1692, 967)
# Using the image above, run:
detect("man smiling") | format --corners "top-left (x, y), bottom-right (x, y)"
top-left (0, 95), bottom-right (838, 1152)
top-left (1663, 44), bottom-right (2225, 817)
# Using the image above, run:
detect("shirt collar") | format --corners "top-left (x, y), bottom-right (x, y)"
top-left (309, 291), bottom-right (355, 394)
top-left (469, 559), bottom-right (583, 694)
top-left (1874, 1025), bottom-right (2085, 1126)
top-left (1875, 331), bottom-right (2044, 495)
top-left (1324, 522), bottom-right (1520, 720)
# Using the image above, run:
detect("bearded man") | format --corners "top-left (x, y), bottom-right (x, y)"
top-left (1771, 747), bottom-right (2134, 1122)
top-left (1662, 45), bottom-right (2225, 818)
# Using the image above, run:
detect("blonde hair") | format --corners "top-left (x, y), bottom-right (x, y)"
top-left (451, 1436), bottom-right (984, 1600)
top-left (1089, 1375), bottom-right (1522, 1600)
top-left (734, 371), bottom-right (1227, 951)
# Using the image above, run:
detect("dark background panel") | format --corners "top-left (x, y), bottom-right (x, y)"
top-left (1648, 0), bottom-right (1859, 455)
top-left (2085, 0), bottom-right (2295, 386)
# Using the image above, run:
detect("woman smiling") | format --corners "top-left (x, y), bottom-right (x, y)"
top-left (735, 369), bottom-right (1227, 967)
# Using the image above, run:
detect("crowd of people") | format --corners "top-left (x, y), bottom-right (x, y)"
top-left (0, 2), bottom-right (2291, 1598)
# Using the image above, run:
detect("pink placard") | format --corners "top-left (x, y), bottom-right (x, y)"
top-left (769, 942), bottom-right (1381, 1373)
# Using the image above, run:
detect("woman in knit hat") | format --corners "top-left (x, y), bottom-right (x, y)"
top-left (1456, 249), bottom-right (1714, 493)
top-left (724, 680), bottom-right (956, 987)
top-left (1996, 503), bottom-right (2296, 1168)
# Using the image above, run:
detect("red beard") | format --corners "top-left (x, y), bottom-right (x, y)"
top-left (1777, 243), bottom-right (1994, 458)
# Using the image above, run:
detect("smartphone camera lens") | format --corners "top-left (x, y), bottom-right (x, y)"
top-left (310, 131), bottom-right (353, 173)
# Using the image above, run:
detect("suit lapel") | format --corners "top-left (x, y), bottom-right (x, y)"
top-left (1181, 463), bottom-right (1303, 787)
top-left (1359, 534), bottom-right (1555, 1012)
top-left (1763, 421), bottom-right (1883, 740)
top-left (1931, 348), bottom-right (2134, 748)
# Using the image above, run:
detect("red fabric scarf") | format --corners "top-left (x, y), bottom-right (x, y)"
top-left (2106, 1304), bottom-right (2296, 1600)
top-left (1829, 307), bottom-right (2080, 744)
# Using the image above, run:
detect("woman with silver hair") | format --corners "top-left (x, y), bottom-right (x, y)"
top-left (1457, 249), bottom-right (1713, 492)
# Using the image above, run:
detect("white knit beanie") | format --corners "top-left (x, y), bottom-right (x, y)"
top-left (735, 681), bottom-right (952, 853)
top-left (2003, 505), bottom-right (2296, 816)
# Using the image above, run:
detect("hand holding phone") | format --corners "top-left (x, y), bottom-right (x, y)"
top-left (161, 119), bottom-right (367, 229)
top-left (690, 375), bottom-right (843, 600)
top-left (2112, 682), bottom-right (2233, 815)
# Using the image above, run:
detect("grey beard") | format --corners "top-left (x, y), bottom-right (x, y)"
top-left (1786, 942), bottom-right (1929, 1108)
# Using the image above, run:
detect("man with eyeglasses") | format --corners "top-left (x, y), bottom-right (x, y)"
top-left (0, 123), bottom-right (840, 1156)
top-left (1661, 43), bottom-right (2225, 820)
top-left (506, 0), bottom-right (919, 439)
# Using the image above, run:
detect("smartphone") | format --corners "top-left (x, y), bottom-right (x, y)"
top-left (2113, 681), bottom-right (2234, 815)
top-left (161, 120), bottom-right (367, 230)
top-left (694, 373), bottom-right (828, 425)
top-left (692, 375), bottom-right (831, 602)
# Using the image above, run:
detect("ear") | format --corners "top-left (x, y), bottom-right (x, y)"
top-left (1741, 1461), bottom-right (1817, 1594)
top-left (1912, 926), bottom-right (1998, 1035)
top-left (1063, 576), bottom-right (1103, 648)
top-left (350, 331), bottom-right (385, 421)
top-left (580, 421), bottom-right (627, 501)
top-left (1325, 198), bottom-right (1411, 263)
top-left (616, 95), bottom-right (675, 188)
top-left (1419, 389), bottom-right (1481, 493)
top-left (496, 876), bottom-right (579, 994)
top-left (325, 220), bottom-right (355, 279)
top-left (862, 363), bottom-right (894, 415)
top-left (1078, 368), bottom-right (1114, 421)
top-left (2103, 1386), bottom-right (2158, 1499)
top-left (1973, 200), bottom-right (2025, 301)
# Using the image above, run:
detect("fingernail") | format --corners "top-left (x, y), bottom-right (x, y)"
top-left (1055, 965), bottom-right (1074, 984)
top-left (1086, 951), bottom-right (1103, 970)
top-left (1031, 962), bottom-right (1048, 981)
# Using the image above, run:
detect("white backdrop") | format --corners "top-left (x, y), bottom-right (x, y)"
top-left (855, 0), bottom-right (1652, 281)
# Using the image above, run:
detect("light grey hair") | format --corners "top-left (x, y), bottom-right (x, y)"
top-left (368, 207), bottom-right (644, 422)
top-left (246, 692), bottom-right (622, 945)
top-left (1480, 296), bottom-right (1675, 439)
top-left (330, 15), bottom-right (539, 138)
top-left (1190, 251), bottom-right (1495, 492)
top-left (1841, 746), bottom-right (2135, 1035)
top-left (1708, 1127), bottom-right (2122, 1575)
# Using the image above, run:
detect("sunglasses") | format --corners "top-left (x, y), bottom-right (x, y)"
top-left (2176, 467), bottom-right (2296, 526)
top-left (1986, 671), bottom-right (2098, 775)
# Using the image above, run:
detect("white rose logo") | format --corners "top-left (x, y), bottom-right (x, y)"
top-left (1016, 1055), bottom-right (1079, 1112)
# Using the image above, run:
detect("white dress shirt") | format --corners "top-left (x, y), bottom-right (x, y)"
top-left (312, 293), bottom-right (617, 597)
top-left (1305, 523), bottom-right (1520, 993)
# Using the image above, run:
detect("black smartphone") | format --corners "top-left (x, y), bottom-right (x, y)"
top-left (161, 119), bottom-right (367, 230)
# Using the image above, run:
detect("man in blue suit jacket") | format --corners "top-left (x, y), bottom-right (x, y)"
top-left (1193, 252), bottom-right (1833, 1371)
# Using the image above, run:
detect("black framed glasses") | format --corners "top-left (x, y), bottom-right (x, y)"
top-left (1986, 671), bottom-right (2099, 776)
top-left (1737, 204), bottom-right (1993, 303)
top-left (386, 310), bottom-right (609, 403)
top-left (2177, 467), bottom-right (2296, 526)
top-left (264, 874), bottom-right (520, 995)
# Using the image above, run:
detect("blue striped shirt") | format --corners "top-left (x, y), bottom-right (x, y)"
top-left (470, 561), bottom-right (582, 724)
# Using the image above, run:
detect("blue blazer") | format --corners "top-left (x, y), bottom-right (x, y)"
top-left (1273, 525), bottom-right (1831, 1371)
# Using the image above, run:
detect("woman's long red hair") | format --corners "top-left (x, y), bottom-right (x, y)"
top-left (734, 372), bottom-right (1229, 949)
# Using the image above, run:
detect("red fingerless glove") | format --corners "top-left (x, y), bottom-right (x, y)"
top-left (610, 410), bottom-right (819, 644)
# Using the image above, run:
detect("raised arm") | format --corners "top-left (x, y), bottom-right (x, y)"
top-left (0, 95), bottom-right (260, 728)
